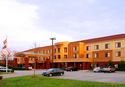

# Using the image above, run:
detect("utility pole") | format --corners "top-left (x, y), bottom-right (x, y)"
top-left (33, 42), bottom-right (37, 77)
top-left (50, 37), bottom-right (56, 68)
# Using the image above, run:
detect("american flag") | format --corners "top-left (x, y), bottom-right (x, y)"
top-left (3, 38), bottom-right (7, 49)
top-left (1, 37), bottom-right (11, 57)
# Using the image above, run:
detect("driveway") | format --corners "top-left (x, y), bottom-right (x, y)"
top-left (1, 70), bottom-right (125, 83)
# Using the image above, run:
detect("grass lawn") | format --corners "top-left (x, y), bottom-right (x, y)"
top-left (0, 75), bottom-right (125, 87)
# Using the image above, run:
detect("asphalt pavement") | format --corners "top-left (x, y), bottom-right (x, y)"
top-left (1, 70), bottom-right (125, 83)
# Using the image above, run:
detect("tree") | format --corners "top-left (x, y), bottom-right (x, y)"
top-left (108, 60), bottom-right (113, 67)
top-left (118, 60), bottom-right (125, 71)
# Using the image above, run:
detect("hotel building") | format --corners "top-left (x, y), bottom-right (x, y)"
top-left (15, 34), bottom-right (125, 70)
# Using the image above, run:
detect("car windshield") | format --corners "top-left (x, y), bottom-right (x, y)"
top-left (47, 68), bottom-right (60, 72)
top-left (47, 69), bottom-right (54, 72)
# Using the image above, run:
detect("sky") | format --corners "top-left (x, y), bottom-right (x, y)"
top-left (0, 0), bottom-right (125, 52)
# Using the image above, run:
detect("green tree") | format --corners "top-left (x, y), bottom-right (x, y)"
top-left (108, 60), bottom-right (113, 67)
top-left (118, 60), bottom-right (125, 71)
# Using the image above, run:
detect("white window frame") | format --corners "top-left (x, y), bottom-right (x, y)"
top-left (116, 51), bottom-right (121, 57)
top-left (94, 53), bottom-right (99, 58)
top-left (86, 46), bottom-right (91, 51)
top-left (115, 42), bottom-right (121, 48)
top-left (105, 52), bottom-right (110, 58)
top-left (86, 53), bottom-right (91, 58)
top-left (94, 45), bottom-right (99, 50)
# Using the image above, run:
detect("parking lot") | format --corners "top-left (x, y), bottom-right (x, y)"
top-left (1, 70), bottom-right (125, 83)
top-left (55, 70), bottom-right (125, 83)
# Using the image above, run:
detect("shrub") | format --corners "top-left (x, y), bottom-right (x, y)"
top-left (118, 60), bottom-right (125, 71)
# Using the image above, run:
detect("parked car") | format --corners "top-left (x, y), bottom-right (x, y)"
top-left (93, 66), bottom-right (115, 73)
top-left (42, 68), bottom-right (64, 77)
top-left (65, 66), bottom-right (78, 71)
top-left (0, 66), bottom-right (14, 72)
top-left (101, 67), bottom-right (116, 73)
top-left (93, 67), bottom-right (102, 72)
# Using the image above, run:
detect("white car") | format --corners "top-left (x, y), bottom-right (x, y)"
top-left (93, 66), bottom-right (115, 73)
top-left (93, 67), bottom-right (101, 72)
top-left (101, 67), bottom-right (115, 73)
top-left (0, 66), bottom-right (14, 72)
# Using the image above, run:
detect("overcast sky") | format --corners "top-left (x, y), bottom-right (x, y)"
top-left (0, 0), bottom-right (125, 51)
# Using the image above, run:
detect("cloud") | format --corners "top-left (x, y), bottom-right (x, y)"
top-left (0, 0), bottom-right (39, 51)
top-left (0, 0), bottom-right (72, 51)
top-left (38, 0), bottom-right (125, 41)
top-left (1, 0), bottom-right (125, 51)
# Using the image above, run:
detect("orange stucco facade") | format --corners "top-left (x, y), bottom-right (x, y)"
top-left (15, 34), bottom-right (125, 70)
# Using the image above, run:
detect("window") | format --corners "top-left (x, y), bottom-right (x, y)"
top-left (58, 48), bottom-right (60, 53)
top-left (73, 46), bottom-right (78, 52)
top-left (73, 53), bottom-right (78, 58)
top-left (31, 58), bottom-right (33, 61)
top-left (34, 51), bottom-right (37, 53)
top-left (64, 55), bottom-right (67, 58)
top-left (17, 59), bottom-right (19, 62)
top-left (58, 55), bottom-right (61, 59)
top-left (94, 45), bottom-right (99, 50)
top-left (46, 50), bottom-right (48, 54)
top-left (116, 51), bottom-right (121, 57)
top-left (105, 52), bottom-right (110, 58)
top-left (64, 47), bottom-right (67, 53)
top-left (38, 57), bottom-right (40, 61)
top-left (43, 58), bottom-right (45, 60)
top-left (48, 50), bottom-right (50, 54)
top-left (48, 56), bottom-right (50, 59)
top-left (54, 55), bottom-right (56, 59)
top-left (86, 53), bottom-right (90, 58)
top-left (94, 53), bottom-right (99, 58)
top-left (86, 46), bottom-right (91, 51)
top-left (105, 43), bottom-right (110, 49)
top-left (115, 42), bottom-right (121, 48)
top-left (54, 49), bottom-right (56, 53)
top-left (43, 50), bottom-right (45, 54)
top-left (41, 58), bottom-right (43, 61)
top-left (40, 51), bottom-right (42, 53)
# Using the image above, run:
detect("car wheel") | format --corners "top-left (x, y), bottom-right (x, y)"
top-left (109, 71), bottom-right (112, 73)
top-left (49, 74), bottom-right (52, 77)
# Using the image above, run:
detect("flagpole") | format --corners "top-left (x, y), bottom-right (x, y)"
top-left (1, 36), bottom-right (10, 73)
top-left (6, 36), bottom-right (8, 73)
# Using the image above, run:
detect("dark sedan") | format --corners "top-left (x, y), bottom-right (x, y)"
top-left (42, 68), bottom-right (64, 77)
top-left (65, 66), bottom-right (78, 71)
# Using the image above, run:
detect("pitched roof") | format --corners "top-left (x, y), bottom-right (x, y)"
top-left (82, 34), bottom-right (125, 43)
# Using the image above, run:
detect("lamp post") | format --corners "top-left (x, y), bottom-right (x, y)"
top-left (33, 42), bottom-right (37, 77)
top-left (50, 37), bottom-right (56, 68)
